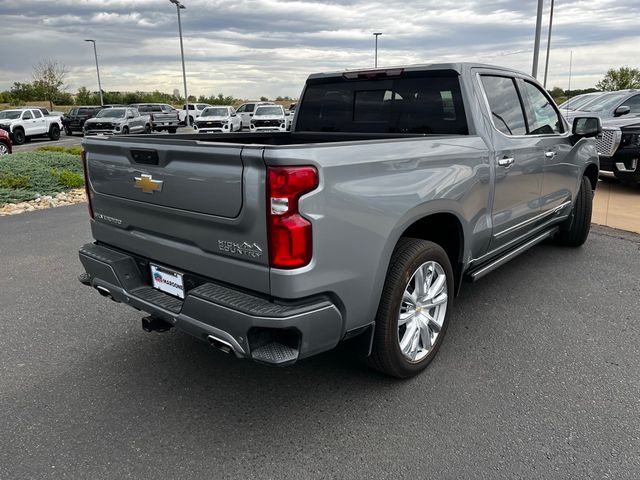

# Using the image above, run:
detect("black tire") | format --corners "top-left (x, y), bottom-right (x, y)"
top-left (144, 124), bottom-right (152, 134)
top-left (168, 127), bottom-right (177, 134)
top-left (48, 124), bottom-right (60, 141)
top-left (368, 238), bottom-right (454, 378)
top-left (65, 128), bottom-right (73, 136)
top-left (12, 128), bottom-right (25, 145)
top-left (122, 126), bottom-right (129, 135)
top-left (555, 175), bottom-right (593, 247)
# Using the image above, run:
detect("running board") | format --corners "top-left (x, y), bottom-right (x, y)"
top-left (466, 228), bottom-right (558, 282)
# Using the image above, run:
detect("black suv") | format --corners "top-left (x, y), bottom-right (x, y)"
top-left (597, 117), bottom-right (640, 185)
top-left (63, 106), bottom-right (104, 136)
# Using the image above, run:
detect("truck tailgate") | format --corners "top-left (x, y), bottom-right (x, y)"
top-left (83, 137), bottom-right (270, 294)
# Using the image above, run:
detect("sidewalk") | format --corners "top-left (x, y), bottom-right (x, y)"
top-left (592, 179), bottom-right (640, 234)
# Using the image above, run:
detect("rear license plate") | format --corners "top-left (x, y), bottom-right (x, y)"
top-left (150, 264), bottom-right (185, 299)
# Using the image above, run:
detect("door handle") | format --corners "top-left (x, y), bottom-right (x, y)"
top-left (498, 157), bottom-right (515, 167)
top-left (545, 151), bottom-right (557, 158)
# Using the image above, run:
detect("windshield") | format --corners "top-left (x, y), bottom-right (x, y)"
top-left (582, 92), bottom-right (628, 112)
top-left (96, 108), bottom-right (126, 118)
top-left (560, 94), bottom-right (600, 111)
top-left (201, 107), bottom-right (228, 117)
top-left (255, 106), bottom-right (283, 116)
top-left (0, 110), bottom-right (21, 120)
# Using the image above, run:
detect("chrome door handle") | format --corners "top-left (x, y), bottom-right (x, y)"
top-left (498, 157), bottom-right (514, 167)
top-left (545, 151), bottom-right (557, 158)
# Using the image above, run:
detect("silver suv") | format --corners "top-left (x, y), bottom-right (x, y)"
top-left (84, 108), bottom-right (151, 136)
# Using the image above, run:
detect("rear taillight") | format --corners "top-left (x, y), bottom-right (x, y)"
top-left (267, 166), bottom-right (319, 268)
top-left (81, 150), bottom-right (94, 219)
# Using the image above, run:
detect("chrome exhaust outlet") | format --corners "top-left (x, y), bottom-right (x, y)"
top-left (96, 286), bottom-right (113, 300)
top-left (207, 334), bottom-right (236, 355)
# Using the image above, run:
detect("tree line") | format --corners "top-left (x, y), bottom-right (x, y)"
top-left (2, 59), bottom-right (637, 109)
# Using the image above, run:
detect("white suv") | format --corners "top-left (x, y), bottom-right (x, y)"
top-left (194, 106), bottom-right (242, 133)
top-left (235, 102), bottom-right (275, 129)
top-left (178, 103), bottom-right (212, 125)
top-left (249, 105), bottom-right (290, 132)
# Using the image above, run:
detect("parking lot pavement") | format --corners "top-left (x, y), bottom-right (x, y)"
top-left (1, 205), bottom-right (639, 479)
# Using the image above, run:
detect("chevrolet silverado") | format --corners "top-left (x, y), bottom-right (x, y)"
top-left (79, 63), bottom-right (600, 378)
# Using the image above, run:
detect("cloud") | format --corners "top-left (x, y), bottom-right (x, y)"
top-left (0, 0), bottom-right (638, 99)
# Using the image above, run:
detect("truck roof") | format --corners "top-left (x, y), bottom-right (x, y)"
top-left (308, 62), bottom-right (533, 81)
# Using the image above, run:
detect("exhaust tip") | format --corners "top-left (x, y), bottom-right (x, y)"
top-left (207, 335), bottom-right (234, 355)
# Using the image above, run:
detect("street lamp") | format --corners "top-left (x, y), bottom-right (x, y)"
top-left (169, 0), bottom-right (190, 127)
top-left (543, 0), bottom-right (555, 88)
top-left (84, 39), bottom-right (104, 106)
top-left (531, 0), bottom-right (544, 78)
top-left (373, 32), bottom-right (382, 68)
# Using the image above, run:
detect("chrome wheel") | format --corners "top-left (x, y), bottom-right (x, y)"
top-left (398, 261), bottom-right (448, 362)
top-left (0, 144), bottom-right (8, 155)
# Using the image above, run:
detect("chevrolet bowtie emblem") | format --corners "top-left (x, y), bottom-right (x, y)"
top-left (134, 174), bottom-right (163, 194)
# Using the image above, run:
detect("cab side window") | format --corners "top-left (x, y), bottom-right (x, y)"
top-left (22, 111), bottom-right (33, 120)
top-left (624, 95), bottom-right (640, 114)
top-left (236, 105), bottom-right (246, 113)
top-left (33, 110), bottom-right (43, 118)
top-left (480, 76), bottom-right (527, 136)
top-left (520, 81), bottom-right (564, 135)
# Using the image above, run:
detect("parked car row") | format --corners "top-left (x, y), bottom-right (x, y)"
top-left (560, 89), bottom-right (640, 185)
top-left (192, 103), bottom-right (293, 134)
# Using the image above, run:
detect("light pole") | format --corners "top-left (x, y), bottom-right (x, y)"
top-left (84, 39), bottom-right (104, 106)
top-left (543, 0), bottom-right (555, 88)
top-left (531, 0), bottom-right (544, 78)
top-left (170, 0), bottom-right (190, 127)
top-left (373, 32), bottom-right (382, 68)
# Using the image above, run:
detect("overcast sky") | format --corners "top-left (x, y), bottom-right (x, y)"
top-left (0, 0), bottom-right (638, 99)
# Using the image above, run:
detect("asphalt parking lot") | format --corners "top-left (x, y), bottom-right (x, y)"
top-left (1, 205), bottom-right (639, 479)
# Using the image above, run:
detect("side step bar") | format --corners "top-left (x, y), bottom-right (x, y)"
top-left (466, 228), bottom-right (558, 282)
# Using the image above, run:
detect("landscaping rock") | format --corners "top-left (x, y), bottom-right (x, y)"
top-left (0, 189), bottom-right (86, 216)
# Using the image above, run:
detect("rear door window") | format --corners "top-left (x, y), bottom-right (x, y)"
top-left (297, 71), bottom-right (468, 134)
top-left (480, 75), bottom-right (527, 136)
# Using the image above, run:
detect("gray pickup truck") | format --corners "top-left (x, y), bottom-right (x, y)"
top-left (79, 63), bottom-right (600, 378)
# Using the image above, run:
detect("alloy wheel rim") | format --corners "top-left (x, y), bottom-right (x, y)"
top-left (0, 144), bottom-right (7, 155)
top-left (397, 261), bottom-right (448, 362)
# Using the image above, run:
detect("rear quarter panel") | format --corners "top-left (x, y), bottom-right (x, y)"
top-left (264, 136), bottom-right (491, 333)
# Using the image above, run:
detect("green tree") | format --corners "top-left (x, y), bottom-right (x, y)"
top-left (76, 86), bottom-right (93, 105)
top-left (596, 67), bottom-right (640, 91)
top-left (32, 59), bottom-right (68, 109)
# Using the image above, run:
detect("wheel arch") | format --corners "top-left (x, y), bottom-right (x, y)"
top-left (399, 212), bottom-right (465, 296)
top-left (583, 162), bottom-right (599, 190)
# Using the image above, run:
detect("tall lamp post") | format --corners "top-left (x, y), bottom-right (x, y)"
top-left (169, 0), bottom-right (190, 127)
top-left (543, 0), bottom-right (555, 88)
top-left (373, 32), bottom-right (382, 68)
top-left (84, 39), bottom-right (104, 106)
top-left (531, 0), bottom-right (544, 78)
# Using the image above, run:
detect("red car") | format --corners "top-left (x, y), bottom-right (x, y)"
top-left (0, 128), bottom-right (12, 155)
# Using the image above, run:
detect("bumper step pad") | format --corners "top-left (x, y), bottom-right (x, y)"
top-left (251, 342), bottom-right (299, 365)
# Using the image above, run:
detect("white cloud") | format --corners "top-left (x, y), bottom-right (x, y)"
top-left (0, 0), bottom-right (638, 98)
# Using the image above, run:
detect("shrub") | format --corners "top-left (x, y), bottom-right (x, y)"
top-left (35, 145), bottom-right (83, 156)
top-left (0, 172), bottom-right (30, 189)
top-left (52, 169), bottom-right (84, 188)
top-left (0, 151), bottom-right (84, 204)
